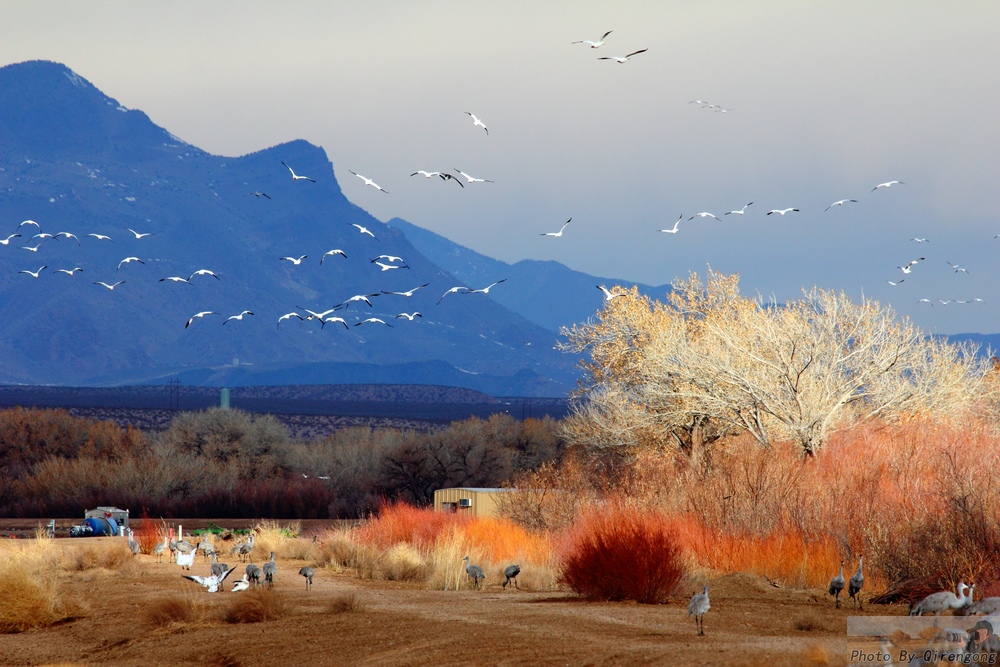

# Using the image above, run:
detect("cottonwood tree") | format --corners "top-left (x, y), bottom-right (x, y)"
top-left (562, 270), bottom-right (989, 457)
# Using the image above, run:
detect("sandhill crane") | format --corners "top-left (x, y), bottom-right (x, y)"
top-left (127, 529), bottom-right (141, 556)
top-left (209, 553), bottom-right (230, 580)
top-left (502, 564), bottom-right (520, 590)
top-left (197, 539), bottom-right (215, 560)
top-left (238, 534), bottom-right (255, 562)
top-left (688, 585), bottom-right (710, 636)
top-left (829, 561), bottom-right (846, 608)
top-left (263, 551), bottom-right (277, 589)
top-left (299, 566), bottom-right (315, 590)
top-left (183, 567), bottom-right (235, 593)
top-left (909, 582), bottom-right (969, 625)
top-left (848, 555), bottom-right (864, 609)
top-left (152, 535), bottom-right (169, 563)
top-left (463, 556), bottom-right (485, 590)
top-left (966, 592), bottom-right (1000, 616)
top-left (246, 563), bottom-right (263, 589)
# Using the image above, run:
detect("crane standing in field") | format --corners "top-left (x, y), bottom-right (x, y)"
top-left (909, 582), bottom-right (969, 625)
top-left (848, 555), bottom-right (864, 609)
top-left (502, 564), bottom-right (521, 590)
top-left (152, 535), bottom-right (169, 563)
top-left (463, 556), bottom-right (485, 590)
top-left (299, 566), bottom-right (315, 590)
top-left (829, 560), bottom-right (846, 608)
top-left (263, 551), bottom-right (277, 589)
top-left (246, 563), bottom-right (262, 589)
top-left (688, 586), bottom-right (710, 636)
top-left (127, 529), bottom-right (141, 556)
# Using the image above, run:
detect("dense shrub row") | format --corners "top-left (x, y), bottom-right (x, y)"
top-left (0, 407), bottom-right (565, 519)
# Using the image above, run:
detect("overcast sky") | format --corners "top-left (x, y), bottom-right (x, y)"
top-left (5, 1), bottom-right (1000, 335)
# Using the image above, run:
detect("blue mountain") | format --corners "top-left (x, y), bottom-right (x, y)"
top-left (0, 60), bottom-right (586, 396)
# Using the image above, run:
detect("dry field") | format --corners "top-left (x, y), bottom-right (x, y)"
top-left (0, 535), bottom-right (909, 667)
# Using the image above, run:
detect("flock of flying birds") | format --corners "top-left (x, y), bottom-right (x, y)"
top-left (5, 29), bottom-right (988, 336)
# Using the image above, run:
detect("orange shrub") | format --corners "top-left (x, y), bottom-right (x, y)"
top-left (559, 505), bottom-right (685, 604)
top-left (130, 512), bottom-right (161, 555)
top-left (456, 516), bottom-right (553, 564)
top-left (353, 501), bottom-right (470, 550)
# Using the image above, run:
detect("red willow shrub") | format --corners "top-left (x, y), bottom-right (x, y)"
top-left (559, 506), bottom-right (685, 604)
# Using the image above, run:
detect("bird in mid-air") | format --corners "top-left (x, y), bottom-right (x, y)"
top-left (19, 265), bottom-right (47, 278)
top-left (280, 255), bottom-right (308, 266)
top-left (825, 199), bottom-right (857, 211)
top-left (898, 258), bottom-right (925, 274)
top-left (125, 227), bottom-right (155, 239)
top-left (352, 224), bottom-right (377, 239)
top-left (572, 30), bottom-right (612, 48)
top-left (87, 233), bottom-right (113, 242)
top-left (395, 312), bottom-right (422, 321)
top-left (597, 284), bottom-right (626, 301)
top-left (185, 311), bottom-right (217, 329)
top-left (281, 161), bottom-right (316, 182)
top-left (466, 279), bottom-right (507, 295)
top-left (540, 219), bottom-right (571, 237)
top-left (598, 48), bottom-right (647, 63)
top-left (224, 311), bottom-right (254, 324)
top-left (659, 216), bottom-right (682, 234)
top-left (321, 249), bottom-right (347, 264)
top-left (689, 212), bottom-right (721, 222)
top-left (724, 202), bottom-right (753, 216)
top-left (382, 283), bottom-right (430, 297)
top-left (246, 191), bottom-right (271, 199)
top-left (349, 171), bottom-right (388, 193)
top-left (94, 280), bottom-right (125, 290)
top-left (767, 208), bottom-right (800, 216)
top-left (189, 269), bottom-right (220, 281)
top-left (454, 169), bottom-right (494, 184)
top-left (465, 112), bottom-right (488, 135)
top-left (0, 233), bottom-right (21, 245)
top-left (117, 257), bottom-right (144, 271)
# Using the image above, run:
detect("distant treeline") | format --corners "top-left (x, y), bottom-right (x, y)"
top-left (0, 406), bottom-right (566, 519)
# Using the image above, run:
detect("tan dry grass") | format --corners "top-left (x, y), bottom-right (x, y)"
top-left (223, 589), bottom-right (290, 624)
top-left (382, 543), bottom-right (430, 582)
top-left (249, 519), bottom-right (301, 561)
top-left (143, 594), bottom-right (203, 627)
top-left (327, 591), bottom-right (365, 614)
top-left (0, 559), bottom-right (87, 633)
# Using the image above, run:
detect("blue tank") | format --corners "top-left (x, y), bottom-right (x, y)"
top-left (82, 516), bottom-right (119, 536)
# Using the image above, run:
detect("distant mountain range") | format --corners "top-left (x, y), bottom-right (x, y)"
top-left (0, 60), bottom-right (667, 397)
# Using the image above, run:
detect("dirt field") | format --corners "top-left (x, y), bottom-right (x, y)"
top-left (0, 536), bottom-right (915, 667)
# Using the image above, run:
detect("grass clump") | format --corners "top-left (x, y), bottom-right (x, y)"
top-left (327, 591), bottom-right (365, 614)
top-left (223, 589), bottom-right (290, 624)
top-left (143, 595), bottom-right (202, 627)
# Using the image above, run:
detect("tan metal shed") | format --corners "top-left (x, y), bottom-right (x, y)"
top-left (433, 487), bottom-right (509, 517)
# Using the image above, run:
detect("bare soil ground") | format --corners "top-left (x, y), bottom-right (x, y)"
top-left (0, 537), bottom-right (906, 667)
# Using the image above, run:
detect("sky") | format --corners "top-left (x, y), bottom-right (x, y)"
top-left (4, 1), bottom-right (1000, 335)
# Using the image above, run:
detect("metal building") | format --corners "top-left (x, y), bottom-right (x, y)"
top-left (433, 487), bottom-right (510, 517)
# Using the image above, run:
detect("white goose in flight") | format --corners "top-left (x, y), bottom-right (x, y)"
top-left (160, 276), bottom-right (191, 284)
top-left (597, 284), bottom-right (626, 301)
top-left (224, 311), bottom-right (254, 324)
top-left (189, 269), bottom-right (220, 281)
top-left (598, 48), bottom-right (647, 63)
top-left (277, 312), bottom-right (304, 329)
top-left (572, 30), bottom-right (612, 48)
top-left (321, 315), bottom-right (349, 329)
top-left (0, 233), bottom-right (21, 245)
top-left (185, 311), bottom-right (217, 328)
top-left (724, 202), bottom-right (753, 216)
top-left (117, 257), bottom-right (144, 271)
top-left (349, 170), bottom-right (388, 193)
top-left (395, 312), bottom-right (422, 321)
top-left (659, 215), bottom-right (682, 234)
top-left (352, 223), bottom-right (377, 239)
top-left (94, 280), bottom-right (125, 290)
top-left (87, 233), bottom-right (113, 242)
top-left (55, 267), bottom-right (84, 276)
top-left (355, 317), bottom-right (393, 327)
top-left (766, 208), bottom-right (799, 216)
top-left (466, 279), bottom-right (507, 295)
top-left (689, 212), bottom-right (721, 222)
top-left (339, 294), bottom-right (379, 308)
top-left (825, 199), bottom-right (858, 211)
top-left (382, 283), bottom-right (429, 297)
top-left (872, 180), bottom-right (904, 191)
top-left (281, 161), bottom-right (316, 182)
top-left (125, 227), bottom-right (155, 239)
top-left (19, 266), bottom-right (46, 278)
top-left (454, 169), bottom-right (494, 184)
top-left (280, 255), bottom-right (308, 265)
top-left (321, 249), bottom-right (347, 264)
top-left (540, 219), bottom-right (571, 237)
top-left (438, 286), bottom-right (471, 304)
top-left (465, 112), bottom-right (488, 135)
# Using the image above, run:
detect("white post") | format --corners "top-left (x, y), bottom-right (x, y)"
top-left (179, 524), bottom-right (183, 542)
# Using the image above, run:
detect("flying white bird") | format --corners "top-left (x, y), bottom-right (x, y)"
top-left (280, 255), bottom-right (308, 265)
top-left (183, 567), bottom-right (235, 593)
top-left (438, 286), bottom-right (471, 304)
top-left (597, 285), bottom-right (626, 301)
top-left (724, 202), bottom-right (753, 216)
top-left (321, 249), bottom-right (347, 264)
top-left (454, 169), bottom-right (494, 184)
top-left (467, 279), bottom-right (507, 294)
top-left (19, 266), bottom-right (47, 278)
top-left (572, 30), bottom-right (612, 48)
top-left (825, 199), bottom-right (858, 211)
top-left (659, 215), bottom-right (682, 234)
top-left (352, 223), bottom-right (377, 239)
top-left (277, 312), bottom-right (304, 329)
top-left (886, 279), bottom-right (904, 286)
top-left (33, 232), bottom-right (54, 240)
top-left (124, 227), bottom-right (154, 239)
top-left (355, 318), bottom-right (392, 327)
top-left (94, 280), bottom-right (125, 290)
top-left (340, 294), bottom-right (379, 309)
top-left (917, 299), bottom-right (934, 306)
top-left (21, 243), bottom-right (44, 252)
top-left (689, 212), bottom-right (721, 221)
top-left (86, 233), bottom-right (113, 242)
top-left (321, 315), bottom-right (349, 329)
top-left (395, 312), bottom-right (422, 321)
top-left (540, 219), bottom-right (572, 237)
top-left (374, 261), bottom-right (405, 271)
top-left (189, 269), bottom-right (220, 281)
top-left (938, 299), bottom-right (953, 305)
top-left (159, 276), bottom-right (192, 284)
top-left (382, 283), bottom-right (430, 297)
top-left (947, 261), bottom-right (969, 274)
top-left (598, 48), bottom-right (647, 63)
top-left (898, 258), bottom-right (925, 274)
top-left (349, 170), bottom-right (388, 193)
top-left (439, 173), bottom-right (465, 187)
top-left (55, 267), bottom-right (84, 276)
top-left (185, 311), bottom-right (217, 329)
top-left (298, 307), bottom-right (339, 322)
top-left (18, 220), bottom-right (41, 229)
top-left (872, 180), bottom-right (904, 191)
top-left (766, 208), bottom-right (799, 216)
top-left (54, 231), bottom-right (80, 245)
top-left (910, 237), bottom-right (929, 243)
top-left (117, 257), bottom-right (144, 271)
top-left (224, 311), bottom-right (254, 324)
top-left (959, 298), bottom-right (985, 304)
top-left (411, 170), bottom-right (443, 178)
top-left (465, 112), bottom-right (488, 135)
top-left (0, 233), bottom-right (21, 245)
top-left (281, 161), bottom-right (316, 182)
top-left (246, 191), bottom-right (271, 199)
top-left (372, 254), bottom-right (405, 264)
